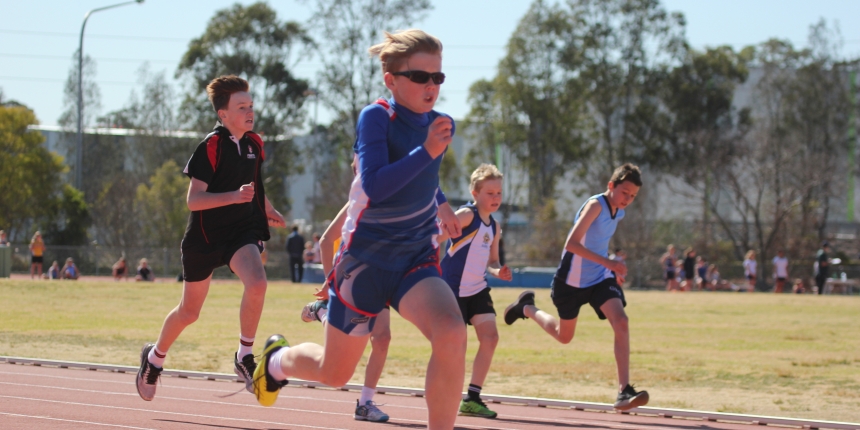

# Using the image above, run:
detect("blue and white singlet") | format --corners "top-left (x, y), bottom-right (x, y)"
top-left (441, 204), bottom-right (497, 297)
top-left (554, 194), bottom-right (624, 288)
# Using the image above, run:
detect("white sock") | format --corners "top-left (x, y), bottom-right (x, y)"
top-left (147, 346), bottom-right (166, 368)
top-left (360, 386), bottom-right (376, 405)
top-left (267, 346), bottom-right (290, 382)
top-left (318, 307), bottom-right (328, 321)
top-left (238, 335), bottom-right (254, 358)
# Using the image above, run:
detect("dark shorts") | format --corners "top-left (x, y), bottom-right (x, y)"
top-left (181, 230), bottom-right (264, 282)
top-left (664, 271), bottom-right (675, 281)
top-left (328, 251), bottom-right (440, 336)
top-left (551, 277), bottom-right (626, 320)
top-left (457, 287), bottom-right (496, 325)
top-left (776, 277), bottom-right (786, 282)
top-left (685, 271), bottom-right (695, 280)
top-left (747, 275), bottom-right (756, 280)
top-left (31, 256), bottom-right (43, 264)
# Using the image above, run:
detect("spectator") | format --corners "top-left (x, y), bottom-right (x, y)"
top-left (659, 244), bottom-right (680, 291)
top-left (792, 278), bottom-right (806, 294)
top-left (61, 257), bottom-right (79, 280)
top-left (311, 232), bottom-right (322, 264)
top-left (47, 260), bottom-right (60, 280)
top-left (29, 231), bottom-right (45, 280)
top-left (136, 258), bottom-right (155, 282)
top-left (0, 230), bottom-right (8, 246)
top-left (303, 240), bottom-right (315, 266)
top-left (772, 250), bottom-right (789, 293)
top-left (695, 256), bottom-right (708, 290)
top-left (682, 248), bottom-right (696, 291)
top-left (112, 257), bottom-right (128, 281)
top-left (743, 250), bottom-right (757, 292)
top-left (286, 226), bottom-right (305, 283)
top-left (815, 242), bottom-right (831, 295)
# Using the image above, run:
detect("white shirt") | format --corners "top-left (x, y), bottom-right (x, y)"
top-left (743, 259), bottom-right (757, 277)
top-left (772, 256), bottom-right (789, 278)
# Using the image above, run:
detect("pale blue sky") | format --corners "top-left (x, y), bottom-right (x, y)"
top-left (1, 0), bottom-right (858, 128)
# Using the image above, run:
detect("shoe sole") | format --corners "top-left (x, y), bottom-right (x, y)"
top-left (458, 411), bottom-right (498, 418)
top-left (354, 416), bottom-right (390, 422)
top-left (136, 343), bottom-right (155, 401)
top-left (614, 391), bottom-right (649, 411)
top-left (503, 290), bottom-right (535, 325)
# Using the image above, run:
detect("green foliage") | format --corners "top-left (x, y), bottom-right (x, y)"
top-left (135, 160), bottom-right (189, 248)
top-left (44, 184), bottom-right (91, 246)
top-left (0, 105), bottom-right (86, 242)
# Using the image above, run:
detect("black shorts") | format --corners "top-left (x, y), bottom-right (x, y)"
top-left (31, 256), bottom-right (43, 264)
top-left (181, 230), bottom-right (264, 282)
top-left (664, 271), bottom-right (675, 281)
top-left (685, 272), bottom-right (695, 280)
top-left (776, 277), bottom-right (786, 282)
top-left (551, 277), bottom-right (626, 320)
top-left (457, 287), bottom-right (496, 325)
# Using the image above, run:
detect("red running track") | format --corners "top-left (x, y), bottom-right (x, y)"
top-left (0, 363), bottom-right (780, 429)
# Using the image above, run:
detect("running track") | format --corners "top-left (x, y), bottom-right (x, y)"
top-left (0, 360), bottom-right (856, 429)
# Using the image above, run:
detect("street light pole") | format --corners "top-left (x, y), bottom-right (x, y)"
top-left (76, 0), bottom-right (144, 191)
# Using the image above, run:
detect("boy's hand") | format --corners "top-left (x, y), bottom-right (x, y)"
top-left (497, 265), bottom-right (513, 281)
top-left (235, 182), bottom-right (255, 204)
top-left (314, 284), bottom-right (330, 301)
top-left (423, 116), bottom-right (453, 159)
top-left (267, 208), bottom-right (286, 228)
top-left (437, 203), bottom-right (462, 237)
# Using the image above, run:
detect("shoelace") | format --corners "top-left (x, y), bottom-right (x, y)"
top-left (143, 363), bottom-right (161, 385)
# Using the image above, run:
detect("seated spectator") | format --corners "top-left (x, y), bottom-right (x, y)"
top-left (135, 258), bottom-right (155, 282)
top-left (0, 230), bottom-right (8, 246)
top-left (47, 261), bottom-right (60, 280)
top-left (792, 278), bottom-right (807, 294)
top-left (112, 257), bottom-right (128, 281)
top-left (61, 258), bottom-right (79, 280)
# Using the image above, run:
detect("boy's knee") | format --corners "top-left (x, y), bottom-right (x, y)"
top-left (320, 368), bottom-right (354, 388)
top-left (477, 331), bottom-right (499, 347)
top-left (610, 314), bottom-right (629, 332)
top-left (558, 332), bottom-right (574, 344)
top-left (176, 307), bottom-right (200, 325)
top-left (430, 315), bottom-right (467, 352)
top-left (370, 330), bottom-right (391, 350)
top-left (243, 278), bottom-right (267, 297)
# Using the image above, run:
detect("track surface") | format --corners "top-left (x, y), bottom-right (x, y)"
top-left (0, 362), bottom-right (790, 430)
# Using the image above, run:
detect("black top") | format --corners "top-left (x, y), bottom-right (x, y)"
top-left (817, 250), bottom-right (829, 277)
top-left (683, 256), bottom-right (695, 277)
top-left (286, 231), bottom-right (305, 257)
top-left (182, 124), bottom-right (270, 245)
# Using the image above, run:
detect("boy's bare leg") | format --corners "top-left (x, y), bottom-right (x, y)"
top-left (469, 315), bottom-right (499, 388)
top-left (364, 308), bottom-right (391, 389)
top-left (398, 277), bottom-right (467, 430)
top-left (523, 305), bottom-right (577, 344)
top-left (599, 298), bottom-right (629, 390)
top-left (279, 323), bottom-right (369, 387)
top-left (155, 276), bottom-right (212, 353)
top-left (229, 244), bottom-right (268, 341)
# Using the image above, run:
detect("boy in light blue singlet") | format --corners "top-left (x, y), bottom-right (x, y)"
top-left (439, 164), bottom-right (511, 419)
top-left (503, 163), bottom-right (649, 411)
top-left (252, 29), bottom-right (467, 430)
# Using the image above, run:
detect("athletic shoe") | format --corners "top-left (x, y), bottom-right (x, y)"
top-left (503, 290), bottom-right (535, 325)
top-left (459, 398), bottom-right (498, 418)
top-left (354, 400), bottom-right (390, 422)
top-left (234, 352), bottom-right (257, 394)
top-left (252, 334), bottom-right (290, 407)
top-left (136, 343), bottom-right (162, 401)
top-left (300, 300), bottom-right (328, 323)
top-left (614, 384), bottom-right (649, 410)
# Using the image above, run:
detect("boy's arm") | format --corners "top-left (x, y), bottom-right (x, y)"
top-left (487, 227), bottom-right (512, 281)
top-left (186, 177), bottom-right (255, 211)
top-left (315, 202), bottom-right (350, 300)
top-left (563, 200), bottom-right (627, 279)
top-left (264, 196), bottom-right (286, 228)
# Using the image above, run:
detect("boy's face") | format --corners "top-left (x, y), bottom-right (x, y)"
top-left (607, 180), bottom-right (639, 210)
top-left (218, 91), bottom-right (254, 135)
top-left (384, 52), bottom-right (442, 113)
top-left (471, 179), bottom-right (503, 214)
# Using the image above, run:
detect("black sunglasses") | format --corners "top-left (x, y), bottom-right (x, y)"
top-left (392, 70), bottom-right (446, 85)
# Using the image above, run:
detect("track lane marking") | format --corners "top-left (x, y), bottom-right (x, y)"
top-left (0, 411), bottom-right (156, 429)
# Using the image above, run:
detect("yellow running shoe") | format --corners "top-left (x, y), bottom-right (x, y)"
top-left (252, 334), bottom-right (289, 407)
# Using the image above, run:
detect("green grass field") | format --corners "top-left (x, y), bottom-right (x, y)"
top-left (1, 278), bottom-right (858, 423)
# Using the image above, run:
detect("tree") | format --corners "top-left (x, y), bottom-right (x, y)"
top-left (302, 0), bottom-right (432, 221)
top-left (0, 105), bottom-right (88, 243)
top-left (176, 1), bottom-right (313, 212)
top-left (59, 51), bottom-right (102, 130)
top-left (135, 160), bottom-right (189, 248)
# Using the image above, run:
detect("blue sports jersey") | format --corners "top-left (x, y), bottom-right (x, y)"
top-left (342, 98), bottom-right (455, 271)
top-left (441, 203), bottom-right (497, 297)
top-left (554, 194), bottom-right (624, 288)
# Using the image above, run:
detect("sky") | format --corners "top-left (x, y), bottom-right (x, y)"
top-left (1, 0), bottom-right (859, 130)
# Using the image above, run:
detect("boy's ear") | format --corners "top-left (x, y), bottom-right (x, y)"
top-left (383, 72), bottom-right (396, 91)
top-left (217, 109), bottom-right (227, 120)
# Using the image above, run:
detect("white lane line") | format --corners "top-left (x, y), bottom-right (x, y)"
top-left (0, 411), bottom-right (156, 429)
top-left (0, 383), bottom-right (653, 430)
top-left (0, 395), bottom-right (346, 430)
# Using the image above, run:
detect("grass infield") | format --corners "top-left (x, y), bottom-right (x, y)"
top-left (1, 278), bottom-right (858, 422)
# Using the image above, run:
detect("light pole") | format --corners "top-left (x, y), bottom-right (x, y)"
top-left (76, 0), bottom-right (144, 192)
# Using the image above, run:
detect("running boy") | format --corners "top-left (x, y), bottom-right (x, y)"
top-left (136, 75), bottom-right (286, 401)
top-left (438, 163), bottom-right (511, 419)
top-left (503, 163), bottom-right (649, 411)
top-left (253, 29), bottom-right (466, 430)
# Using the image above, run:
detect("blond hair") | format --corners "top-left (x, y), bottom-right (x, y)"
top-left (469, 163), bottom-right (503, 192)
top-left (745, 250), bottom-right (755, 260)
top-left (368, 29), bottom-right (443, 74)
